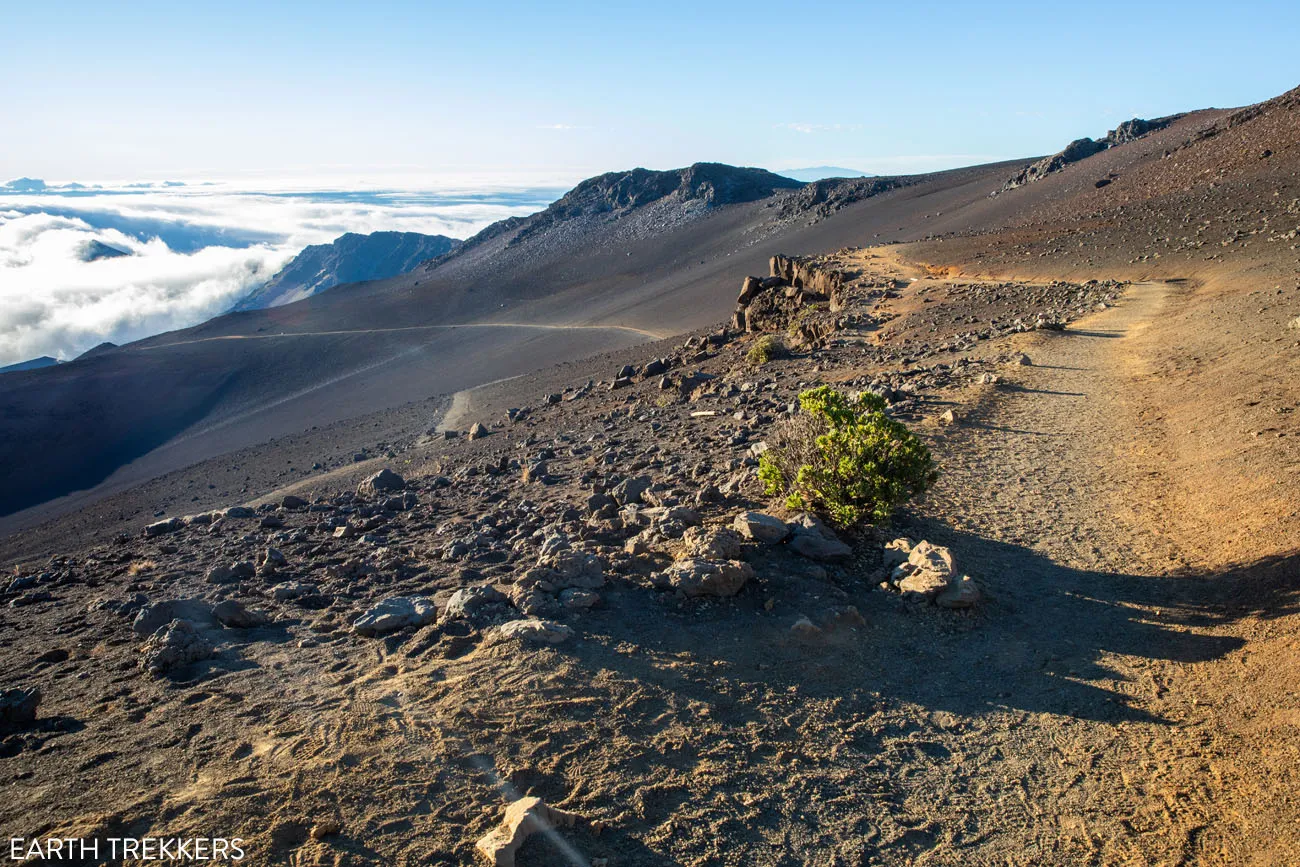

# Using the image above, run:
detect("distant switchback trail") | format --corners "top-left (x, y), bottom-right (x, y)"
top-left (138, 320), bottom-right (668, 350)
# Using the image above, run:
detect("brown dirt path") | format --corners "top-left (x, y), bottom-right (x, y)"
top-left (914, 274), bottom-right (1299, 864)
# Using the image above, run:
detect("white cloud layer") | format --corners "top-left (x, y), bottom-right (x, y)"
top-left (0, 178), bottom-right (564, 366)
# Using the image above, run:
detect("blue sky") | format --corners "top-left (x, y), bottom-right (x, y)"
top-left (2, 0), bottom-right (1297, 181)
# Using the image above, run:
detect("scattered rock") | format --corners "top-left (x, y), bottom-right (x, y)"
top-left (475, 796), bottom-right (581, 867)
top-left (206, 561), bottom-right (256, 585)
top-left (679, 526), bottom-right (743, 560)
top-left (496, 618), bottom-right (574, 645)
top-left (353, 597), bottom-right (438, 637)
top-left (443, 585), bottom-right (508, 620)
top-left (139, 620), bottom-right (214, 676)
top-left (0, 688), bottom-right (40, 730)
top-left (937, 575), bottom-right (983, 609)
top-left (653, 559), bottom-right (754, 597)
top-left (212, 600), bottom-right (271, 629)
top-left (610, 475), bottom-right (652, 506)
top-left (897, 569), bottom-right (950, 601)
top-left (790, 615), bottom-right (822, 640)
top-left (882, 537), bottom-right (914, 568)
top-left (537, 550), bottom-right (606, 589)
top-left (309, 820), bottom-right (342, 841)
top-left (905, 540), bottom-right (955, 575)
top-left (559, 589), bottom-right (599, 609)
top-left (132, 599), bottom-right (214, 637)
top-left (272, 581), bottom-right (314, 601)
top-left (358, 468), bottom-right (405, 497)
top-left (787, 515), bottom-right (852, 562)
top-left (468, 422), bottom-right (490, 440)
top-left (143, 517), bottom-right (182, 538)
top-left (733, 510), bottom-right (789, 544)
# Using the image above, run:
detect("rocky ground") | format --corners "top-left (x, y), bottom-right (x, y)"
top-left (12, 248), bottom-right (1272, 866)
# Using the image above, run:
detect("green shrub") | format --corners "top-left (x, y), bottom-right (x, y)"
top-left (758, 386), bottom-right (936, 527)
top-left (746, 334), bottom-right (786, 366)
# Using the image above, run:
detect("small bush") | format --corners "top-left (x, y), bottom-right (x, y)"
top-left (746, 335), bottom-right (786, 366)
top-left (758, 386), bottom-right (936, 527)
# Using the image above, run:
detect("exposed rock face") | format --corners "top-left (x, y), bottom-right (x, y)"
top-left (1000, 116), bottom-right (1178, 192)
top-left (773, 176), bottom-right (909, 221)
top-left (233, 231), bottom-right (460, 310)
top-left (475, 796), bottom-right (580, 867)
top-left (505, 163), bottom-right (803, 247)
top-left (732, 254), bottom-right (855, 343)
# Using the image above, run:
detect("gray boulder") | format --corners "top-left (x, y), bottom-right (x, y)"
top-left (610, 475), bottom-right (652, 506)
top-left (206, 561), bottom-right (256, 585)
top-left (358, 468), bottom-right (405, 497)
top-left (787, 514), bottom-right (853, 562)
top-left (139, 620), bottom-right (214, 676)
top-left (143, 517), bottom-right (183, 537)
top-left (353, 596), bottom-right (437, 637)
top-left (443, 585), bottom-right (508, 620)
top-left (132, 599), bottom-right (214, 637)
top-left (653, 559), bottom-right (754, 598)
top-left (733, 511), bottom-right (790, 544)
top-left (497, 618), bottom-right (574, 645)
top-left (0, 687), bottom-right (40, 730)
top-left (212, 600), bottom-right (271, 628)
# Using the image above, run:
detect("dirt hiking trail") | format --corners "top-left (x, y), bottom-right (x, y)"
top-left (913, 271), bottom-right (1298, 864)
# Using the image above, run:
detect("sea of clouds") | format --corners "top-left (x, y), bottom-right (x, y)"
top-left (0, 176), bottom-right (570, 366)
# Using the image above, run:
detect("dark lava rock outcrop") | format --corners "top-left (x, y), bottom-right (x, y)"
top-left (1000, 115), bottom-right (1180, 192)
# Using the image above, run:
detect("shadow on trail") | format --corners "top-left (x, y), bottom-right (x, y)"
top-left (551, 527), bottom-right (1300, 731)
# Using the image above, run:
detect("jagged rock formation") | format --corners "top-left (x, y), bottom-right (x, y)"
top-left (774, 176), bottom-right (910, 222)
top-left (732, 255), bottom-right (860, 345)
top-left (439, 162), bottom-right (804, 261)
top-left (233, 231), bottom-right (460, 310)
top-left (1000, 116), bottom-right (1180, 192)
